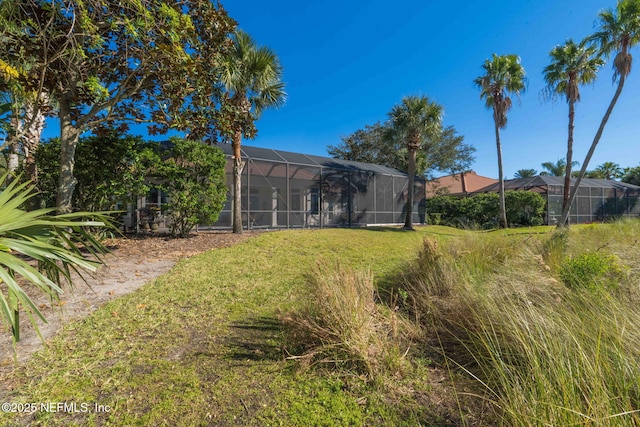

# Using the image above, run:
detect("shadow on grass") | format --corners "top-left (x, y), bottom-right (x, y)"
top-left (227, 316), bottom-right (284, 362)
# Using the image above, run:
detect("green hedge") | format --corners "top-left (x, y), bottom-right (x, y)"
top-left (425, 191), bottom-right (545, 228)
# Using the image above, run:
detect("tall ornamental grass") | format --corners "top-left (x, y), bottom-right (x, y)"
top-left (280, 259), bottom-right (417, 379)
top-left (399, 225), bottom-right (640, 426)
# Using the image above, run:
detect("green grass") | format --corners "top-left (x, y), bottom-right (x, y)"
top-left (0, 227), bottom-right (434, 426)
top-left (2, 221), bottom-right (639, 426)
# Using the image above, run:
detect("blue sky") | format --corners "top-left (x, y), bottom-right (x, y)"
top-left (221, 0), bottom-right (640, 179)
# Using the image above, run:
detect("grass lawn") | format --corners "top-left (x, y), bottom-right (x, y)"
top-left (0, 226), bottom-right (476, 426)
top-left (6, 222), bottom-right (636, 426)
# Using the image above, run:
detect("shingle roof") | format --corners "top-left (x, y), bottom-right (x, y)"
top-left (214, 143), bottom-right (409, 177)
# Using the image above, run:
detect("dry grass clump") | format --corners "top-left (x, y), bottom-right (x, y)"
top-left (280, 259), bottom-right (417, 380)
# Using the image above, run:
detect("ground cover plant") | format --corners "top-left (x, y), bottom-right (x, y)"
top-left (1, 220), bottom-right (639, 426)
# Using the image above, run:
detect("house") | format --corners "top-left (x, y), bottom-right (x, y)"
top-left (426, 171), bottom-right (497, 196)
top-left (132, 144), bottom-right (428, 230)
top-left (473, 175), bottom-right (640, 225)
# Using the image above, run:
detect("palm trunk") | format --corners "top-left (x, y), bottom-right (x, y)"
top-left (56, 96), bottom-right (80, 214)
top-left (559, 74), bottom-right (626, 227)
top-left (560, 100), bottom-right (576, 227)
top-left (403, 148), bottom-right (416, 230)
top-left (494, 122), bottom-right (507, 229)
top-left (232, 128), bottom-right (244, 234)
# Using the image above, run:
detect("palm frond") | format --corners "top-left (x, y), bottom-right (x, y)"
top-left (0, 173), bottom-right (110, 344)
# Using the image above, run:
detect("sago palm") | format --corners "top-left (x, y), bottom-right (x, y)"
top-left (387, 96), bottom-right (443, 230)
top-left (560, 0), bottom-right (640, 226)
top-left (474, 54), bottom-right (527, 228)
top-left (219, 30), bottom-right (286, 234)
top-left (543, 39), bottom-right (603, 226)
top-left (0, 174), bottom-right (108, 344)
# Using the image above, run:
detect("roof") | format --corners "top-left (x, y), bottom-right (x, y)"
top-left (214, 143), bottom-right (409, 177)
top-left (473, 175), bottom-right (640, 193)
top-left (426, 171), bottom-right (498, 196)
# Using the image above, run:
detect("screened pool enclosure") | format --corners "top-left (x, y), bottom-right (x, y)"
top-left (475, 176), bottom-right (640, 225)
top-left (209, 145), bottom-right (424, 229)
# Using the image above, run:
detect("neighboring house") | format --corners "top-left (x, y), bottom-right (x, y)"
top-left (132, 144), bottom-right (428, 230)
top-left (473, 175), bottom-right (640, 225)
top-left (426, 171), bottom-right (498, 196)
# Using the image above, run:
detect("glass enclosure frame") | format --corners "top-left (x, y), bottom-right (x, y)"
top-left (210, 145), bottom-right (420, 229)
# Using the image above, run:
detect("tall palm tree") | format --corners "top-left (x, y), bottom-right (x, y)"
top-left (540, 158), bottom-right (580, 177)
top-left (219, 30), bottom-right (286, 234)
top-left (387, 96), bottom-right (443, 230)
top-left (543, 39), bottom-right (603, 226)
top-left (560, 0), bottom-right (640, 226)
top-left (514, 168), bottom-right (538, 178)
top-left (474, 54), bottom-right (527, 228)
top-left (595, 161), bottom-right (623, 180)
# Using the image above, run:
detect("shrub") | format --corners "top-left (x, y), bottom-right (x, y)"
top-left (426, 191), bottom-right (545, 228)
top-left (559, 252), bottom-right (628, 292)
top-left (460, 193), bottom-right (499, 226)
top-left (425, 195), bottom-right (463, 225)
top-left (34, 132), bottom-right (149, 210)
top-left (504, 190), bottom-right (545, 226)
top-left (151, 138), bottom-right (228, 237)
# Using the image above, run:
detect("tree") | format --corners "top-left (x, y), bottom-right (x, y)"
top-left (329, 122), bottom-right (474, 178)
top-left (34, 132), bottom-right (150, 211)
top-left (594, 161), bottom-right (623, 180)
top-left (543, 39), bottom-right (603, 225)
top-left (387, 96), bottom-right (443, 230)
top-left (328, 122), bottom-right (390, 165)
top-left (474, 54), bottom-right (527, 228)
top-left (514, 168), bottom-right (538, 178)
top-left (560, 0), bottom-right (640, 227)
top-left (218, 30), bottom-right (286, 234)
top-left (621, 165), bottom-right (640, 185)
top-left (0, 0), bottom-right (235, 213)
top-left (540, 158), bottom-right (579, 177)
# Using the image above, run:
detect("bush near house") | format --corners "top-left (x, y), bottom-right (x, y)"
top-left (34, 131), bottom-right (149, 210)
top-left (426, 190), bottom-right (545, 227)
top-left (148, 138), bottom-right (228, 237)
top-left (35, 133), bottom-right (227, 237)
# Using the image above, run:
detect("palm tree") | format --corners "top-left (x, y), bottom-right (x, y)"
top-left (543, 39), bottom-right (603, 226)
top-left (514, 168), bottom-right (538, 178)
top-left (540, 158), bottom-right (580, 177)
top-left (219, 30), bottom-right (286, 234)
top-left (474, 54), bottom-right (527, 228)
top-left (560, 0), bottom-right (640, 226)
top-left (0, 173), bottom-right (108, 343)
top-left (595, 161), bottom-right (623, 180)
top-left (387, 96), bottom-right (443, 230)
